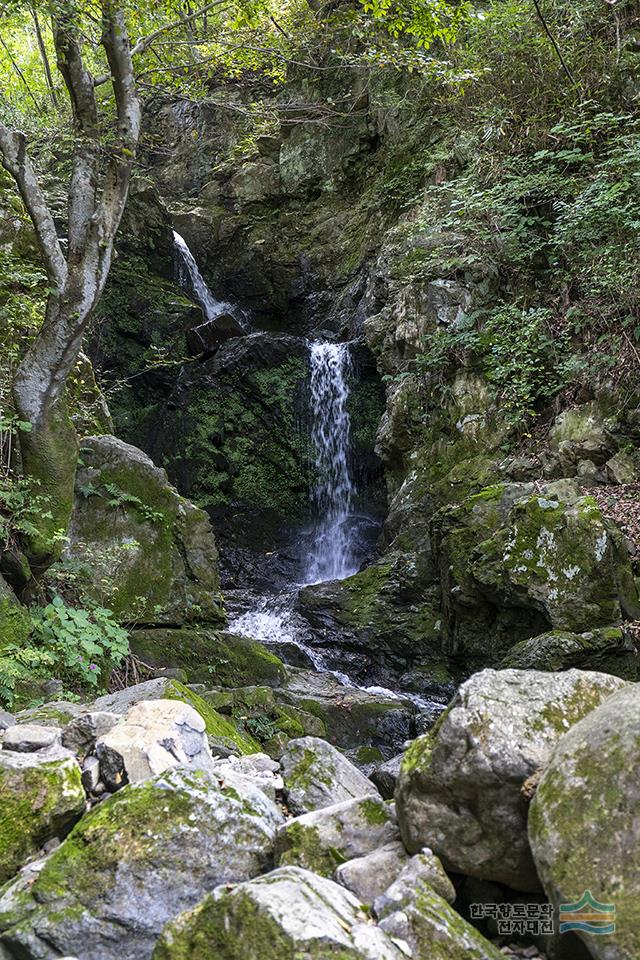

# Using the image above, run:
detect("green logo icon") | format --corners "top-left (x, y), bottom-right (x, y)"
top-left (559, 891), bottom-right (616, 936)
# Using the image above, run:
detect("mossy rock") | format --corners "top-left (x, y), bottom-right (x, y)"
top-left (500, 626), bottom-right (639, 678)
top-left (93, 678), bottom-right (260, 755)
top-left (530, 683), bottom-right (640, 960)
top-left (396, 667), bottom-right (627, 892)
top-left (66, 436), bottom-right (224, 626)
top-left (0, 747), bottom-right (85, 884)
top-left (0, 575), bottom-right (31, 651)
top-left (153, 866), bottom-right (404, 960)
top-left (0, 766), bottom-right (283, 960)
top-left (130, 628), bottom-right (287, 687)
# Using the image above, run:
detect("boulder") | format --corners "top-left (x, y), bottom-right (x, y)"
top-left (95, 699), bottom-right (215, 790)
top-left (499, 626), bottom-right (637, 677)
top-left (280, 668), bottom-right (416, 757)
top-left (280, 736), bottom-right (379, 814)
top-left (378, 882), bottom-right (503, 960)
top-left (396, 668), bottom-right (626, 891)
top-left (432, 482), bottom-right (640, 665)
top-left (0, 766), bottom-right (283, 960)
top-left (370, 753), bottom-right (403, 799)
top-left (276, 794), bottom-right (399, 877)
top-left (93, 678), bottom-right (260, 755)
top-left (153, 866), bottom-right (404, 960)
top-left (129, 627), bottom-right (287, 687)
top-left (0, 745), bottom-right (85, 883)
top-left (336, 841), bottom-right (409, 903)
top-left (2, 723), bottom-right (60, 752)
top-left (61, 711), bottom-right (119, 755)
top-left (0, 573), bottom-right (30, 653)
top-left (373, 850), bottom-right (455, 913)
top-left (529, 682), bottom-right (640, 960)
top-left (65, 435), bottom-right (224, 625)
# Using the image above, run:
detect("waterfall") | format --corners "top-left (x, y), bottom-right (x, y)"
top-left (172, 230), bottom-right (232, 322)
top-left (304, 341), bottom-right (358, 584)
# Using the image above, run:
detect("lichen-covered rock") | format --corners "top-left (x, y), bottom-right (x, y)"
top-left (377, 881), bottom-right (503, 960)
top-left (0, 574), bottom-right (31, 650)
top-left (276, 794), bottom-right (398, 877)
top-left (336, 841), bottom-right (408, 904)
top-left (396, 668), bottom-right (626, 891)
top-left (153, 865), bottom-right (404, 960)
top-left (373, 850), bottom-right (455, 914)
top-left (65, 435), bottom-right (224, 625)
top-left (432, 482), bottom-right (640, 665)
top-left (280, 736), bottom-right (378, 814)
top-left (93, 678), bottom-right (260, 755)
top-left (529, 682), bottom-right (640, 960)
top-left (0, 766), bottom-right (283, 960)
top-left (2, 723), bottom-right (60, 752)
top-left (129, 627), bottom-right (287, 687)
top-left (0, 745), bottom-right (85, 883)
top-left (95, 699), bottom-right (215, 789)
top-left (499, 626), bottom-right (637, 678)
top-left (280, 668), bottom-right (416, 757)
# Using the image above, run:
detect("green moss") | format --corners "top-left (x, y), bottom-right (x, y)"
top-left (358, 797), bottom-right (391, 826)
top-left (0, 757), bottom-right (84, 884)
top-left (277, 821), bottom-right (342, 877)
top-left (163, 680), bottom-right (261, 754)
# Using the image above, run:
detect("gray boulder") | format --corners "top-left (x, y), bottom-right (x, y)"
top-left (374, 850), bottom-right (455, 914)
top-left (2, 723), bottom-right (60, 752)
top-left (276, 794), bottom-right (398, 876)
top-left (0, 745), bottom-right (85, 883)
top-left (336, 841), bottom-right (408, 903)
top-left (153, 866), bottom-right (404, 960)
top-left (95, 698), bottom-right (215, 789)
top-left (0, 765), bottom-right (283, 960)
top-left (396, 668), bottom-right (626, 891)
top-left (529, 682), bottom-right (640, 960)
top-left (378, 882), bottom-right (503, 960)
top-left (280, 736), bottom-right (379, 814)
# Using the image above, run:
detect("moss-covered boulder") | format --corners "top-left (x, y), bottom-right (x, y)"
top-left (129, 627), bottom-right (287, 687)
top-left (432, 482), bottom-right (640, 666)
top-left (280, 736), bottom-right (379, 814)
top-left (276, 795), bottom-right (398, 877)
top-left (65, 436), bottom-right (224, 625)
top-left (0, 574), bottom-right (31, 650)
top-left (396, 668), bottom-right (626, 891)
top-left (297, 561), bottom-right (446, 682)
top-left (0, 766), bottom-right (283, 960)
top-left (0, 745), bottom-right (85, 884)
top-left (499, 625), bottom-right (638, 678)
top-left (529, 682), bottom-right (640, 960)
top-left (377, 879), bottom-right (503, 960)
top-left (93, 678), bottom-right (260, 755)
top-left (153, 866), bottom-right (405, 960)
top-left (279, 668), bottom-right (416, 757)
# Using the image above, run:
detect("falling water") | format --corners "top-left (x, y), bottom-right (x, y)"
top-left (173, 230), bottom-right (233, 322)
top-left (304, 341), bottom-right (358, 584)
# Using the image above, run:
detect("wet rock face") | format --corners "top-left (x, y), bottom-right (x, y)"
top-left (0, 766), bottom-right (283, 960)
top-left (395, 667), bottom-right (627, 892)
top-left (529, 682), bottom-right (640, 960)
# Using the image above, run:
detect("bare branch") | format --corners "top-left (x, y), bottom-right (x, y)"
top-left (0, 122), bottom-right (67, 289)
top-left (94, 0), bottom-right (230, 85)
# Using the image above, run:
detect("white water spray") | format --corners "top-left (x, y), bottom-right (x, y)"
top-left (173, 230), bottom-right (234, 322)
top-left (304, 341), bottom-right (358, 584)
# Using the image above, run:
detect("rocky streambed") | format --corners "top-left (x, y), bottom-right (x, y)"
top-left (1, 664), bottom-right (638, 960)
